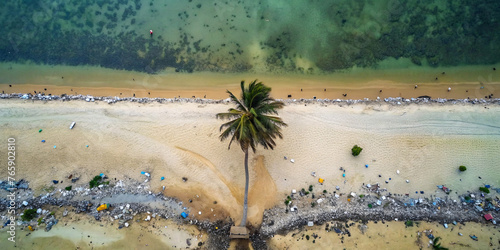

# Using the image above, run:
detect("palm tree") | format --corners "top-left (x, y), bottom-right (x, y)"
top-left (432, 237), bottom-right (449, 250)
top-left (216, 80), bottom-right (287, 227)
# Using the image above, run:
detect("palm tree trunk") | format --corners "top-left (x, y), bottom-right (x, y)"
top-left (240, 149), bottom-right (249, 227)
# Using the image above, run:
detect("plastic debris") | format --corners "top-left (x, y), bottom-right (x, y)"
top-left (52, 180), bottom-right (59, 184)
top-left (181, 212), bottom-right (188, 218)
top-left (53, 146), bottom-right (56, 149)
top-left (291, 189), bottom-right (296, 194)
top-left (443, 223), bottom-right (448, 229)
top-left (307, 221), bottom-right (314, 227)
top-left (39, 129), bottom-right (42, 133)
top-left (311, 171), bottom-right (316, 177)
top-left (290, 159), bottom-right (295, 163)
top-left (365, 164), bottom-right (369, 168)
top-left (41, 140), bottom-right (45, 143)
top-left (69, 122), bottom-right (76, 129)
top-left (318, 178), bottom-right (324, 184)
top-left (396, 170), bottom-right (400, 174)
top-left (97, 203), bottom-right (110, 211)
top-left (161, 177), bottom-right (165, 181)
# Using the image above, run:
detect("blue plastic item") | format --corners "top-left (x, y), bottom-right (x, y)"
top-left (41, 140), bottom-right (45, 143)
top-left (53, 145), bottom-right (56, 149)
top-left (161, 177), bottom-right (165, 181)
top-left (141, 171), bottom-right (145, 175)
top-left (342, 174), bottom-right (345, 177)
top-left (100, 173), bottom-right (104, 177)
top-left (365, 164), bottom-right (368, 168)
top-left (181, 212), bottom-right (188, 218)
top-left (485, 184), bottom-right (491, 188)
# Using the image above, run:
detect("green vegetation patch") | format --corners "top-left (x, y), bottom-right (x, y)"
top-left (352, 145), bottom-right (363, 156)
top-left (21, 209), bottom-right (37, 221)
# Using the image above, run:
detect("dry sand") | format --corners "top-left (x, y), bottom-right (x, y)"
top-left (1, 99), bottom-right (499, 228)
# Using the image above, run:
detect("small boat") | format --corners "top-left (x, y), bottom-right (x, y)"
top-left (69, 121), bottom-right (76, 129)
top-left (469, 235), bottom-right (478, 241)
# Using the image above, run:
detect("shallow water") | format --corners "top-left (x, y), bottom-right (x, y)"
top-left (1, 0), bottom-right (499, 75)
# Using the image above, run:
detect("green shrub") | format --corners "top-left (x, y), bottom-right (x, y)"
top-left (359, 194), bottom-right (365, 198)
top-left (21, 209), bottom-right (37, 221)
top-left (323, 190), bottom-right (327, 194)
top-left (37, 218), bottom-right (44, 225)
top-left (459, 166), bottom-right (467, 172)
top-left (65, 186), bottom-right (72, 191)
top-left (311, 202), bottom-right (316, 207)
top-left (89, 176), bottom-right (102, 188)
top-left (352, 145), bottom-right (363, 156)
top-left (285, 200), bottom-right (290, 205)
top-left (305, 191), bottom-right (310, 195)
top-left (309, 185), bottom-right (313, 192)
top-left (479, 187), bottom-right (490, 193)
top-left (464, 196), bottom-right (471, 201)
top-left (306, 235), bottom-right (310, 240)
top-left (405, 220), bottom-right (414, 227)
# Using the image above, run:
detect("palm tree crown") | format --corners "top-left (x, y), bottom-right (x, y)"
top-left (216, 80), bottom-right (287, 153)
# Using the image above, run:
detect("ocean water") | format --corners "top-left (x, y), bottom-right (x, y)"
top-left (1, 0), bottom-right (499, 75)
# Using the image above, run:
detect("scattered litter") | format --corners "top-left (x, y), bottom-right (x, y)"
top-left (317, 198), bottom-right (324, 204)
top-left (290, 159), bottom-right (295, 163)
top-left (41, 140), bottom-right (45, 143)
top-left (365, 164), bottom-right (369, 168)
top-left (458, 232), bottom-right (463, 236)
top-left (376, 200), bottom-right (382, 206)
top-left (406, 180), bottom-right (410, 183)
top-left (22, 201), bottom-right (28, 206)
top-left (342, 174), bottom-right (345, 177)
top-left (52, 180), bottom-right (59, 184)
top-left (198, 211), bottom-right (201, 215)
top-left (97, 203), bottom-right (110, 212)
top-left (291, 189), bottom-right (296, 194)
top-left (161, 177), bottom-right (165, 181)
top-left (69, 122), bottom-right (76, 129)
top-left (181, 212), bottom-right (188, 218)
top-left (469, 235), bottom-right (478, 241)
top-left (182, 177), bottom-right (188, 182)
top-left (284, 156), bottom-right (287, 160)
top-left (396, 170), bottom-right (400, 174)
top-left (39, 129), bottom-right (42, 133)
top-left (443, 223), bottom-right (448, 229)
top-left (307, 221), bottom-right (314, 227)
top-left (350, 192), bottom-right (356, 197)
top-left (86, 145), bottom-right (89, 148)
top-left (366, 184), bottom-right (371, 188)
top-left (336, 186), bottom-right (340, 190)
top-left (311, 171), bottom-right (316, 177)
top-left (318, 178), bottom-right (324, 184)
top-left (124, 222), bottom-right (129, 228)
top-left (53, 146), bottom-right (57, 149)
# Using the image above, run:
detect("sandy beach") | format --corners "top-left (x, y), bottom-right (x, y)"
top-left (0, 95), bottom-right (499, 249)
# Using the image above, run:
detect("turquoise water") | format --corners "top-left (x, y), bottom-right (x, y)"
top-left (0, 0), bottom-right (499, 74)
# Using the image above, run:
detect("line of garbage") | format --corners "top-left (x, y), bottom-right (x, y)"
top-left (1, 92), bottom-right (500, 106)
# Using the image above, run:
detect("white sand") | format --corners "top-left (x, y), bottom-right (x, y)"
top-left (0, 100), bottom-right (499, 226)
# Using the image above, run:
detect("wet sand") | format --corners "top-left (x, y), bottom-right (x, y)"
top-left (268, 220), bottom-right (500, 249)
top-left (0, 210), bottom-right (203, 250)
top-left (1, 62), bottom-right (499, 100)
